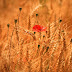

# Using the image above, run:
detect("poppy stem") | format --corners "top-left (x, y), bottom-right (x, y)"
top-left (7, 28), bottom-right (9, 40)
top-left (40, 55), bottom-right (43, 72)
top-left (43, 35), bottom-right (45, 41)
top-left (9, 25), bottom-right (15, 72)
top-left (26, 47), bottom-right (29, 61)
top-left (54, 14), bottom-right (56, 30)
top-left (7, 27), bottom-right (9, 41)
top-left (40, 32), bottom-right (41, 39)
top-left (47, 23), bottom-right (50, 38)
top-left (15, 20), bottom-right (19, 49)
top-left (18, 8), bottom-right (22, 26)
top-left (7, 24), bottom-right (10, 40)
top-left (36, 14), bottom-right (39, 24)
top-left (19, 39), bottom-right (24, 69)
top-left (51, 0), bottom-right (53, 10)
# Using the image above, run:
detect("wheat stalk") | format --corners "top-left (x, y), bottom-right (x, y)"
top-left (24, 30), bottom-right (36, 41)
top-left (68, 41), bottom-right (72, 72)
top-left (56, 31), bottom-right (66, 72)
top-left (69, 52), bottom-right (72, 72)
top-left (28, 16), bottom-right (31, 30)
top-left (30, 4), bottom-right (42, 16)
top-left (14, 19), bottom-right (20, 49)
top-left (51, 0), bottom-right (53, 10)
top-left (40, 55), bottom-right (43, 72)
top-left (0, 24), bottom-right (2, 56)
top-left (0, 24), bottom-right (2, 40)
top-left (19, 39), bottom-right (24, 70)
top-left (9, 26), bottom-right (15, 72)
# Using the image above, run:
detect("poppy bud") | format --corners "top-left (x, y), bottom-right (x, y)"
top-left (34, 32), bottom-right (36, 34)
top-left (70, 38), bottom-right (72, 43)
top-left (46, 47), bottom-right (49, 51)
top-left (19, 8), bottom-right (22, 11)
top-left (45, 47), bottom-right (49, 52)
top-left (36, 13), bottom-right (38, 17)
top-left (38, 45), bottom-right (40, 49)
top-left (15, 19), bottom-right (17, 24)
top-left (7, 24), bottom-right (10, 28)
top-left (46, 31), bottom-right (47, 34)
top-left (59, 19), bottom-right (62, 22)
top-left (44, 47), bottom-right (49, 54)
top-left (43, 35), bottom-right (45, 38)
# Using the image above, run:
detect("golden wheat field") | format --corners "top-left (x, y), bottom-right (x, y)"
top-left (0, 0), bottom-right (72, 72)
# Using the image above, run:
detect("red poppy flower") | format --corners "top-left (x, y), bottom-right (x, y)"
top-left (33, 25), bottom-right (47, 32)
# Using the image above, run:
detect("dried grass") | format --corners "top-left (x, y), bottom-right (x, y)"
top-left (0, 0), bottom-right (72, 72)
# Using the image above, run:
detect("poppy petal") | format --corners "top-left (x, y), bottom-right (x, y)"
top-left (33, 25), bottom-right (47, 32)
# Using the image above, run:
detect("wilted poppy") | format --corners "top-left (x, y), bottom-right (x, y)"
top-left (33, 25), bottom-right (47, 32)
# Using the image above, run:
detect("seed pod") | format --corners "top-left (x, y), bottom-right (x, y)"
top-left (43, 35), bottom-right (45, 38)
top-left (46, 31), bottom-right (47, 34)
top-left (70, 38), bottom-right (72, 43)
top-left (14, 19), bottom-right (17, 24)
top-left (62, 30), bottom-right (64, 32)
top-left (36, 13), bottom-right (38, 17)
top-left (7, 24), bottom-right (10, 28)
top-left (59, 19), bottom-right (62, 23)
top-left (19, 8), bottom-right (22, 11)
top-left (34, 32), bottom-right (36, 34)
top-left (44, 46), bottom-right (49, 54)
top-left (46, 47), bottom-right (49, 52)
top-left (38, 45), bottom-right (40, 49)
